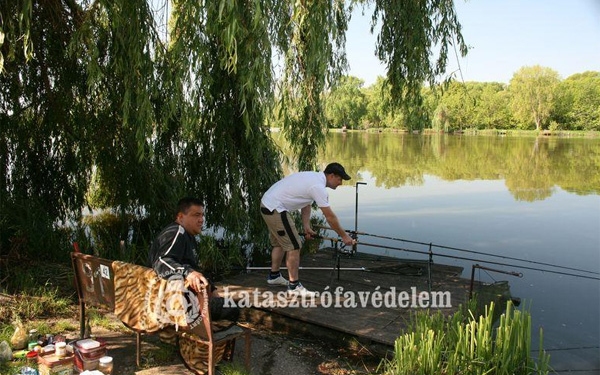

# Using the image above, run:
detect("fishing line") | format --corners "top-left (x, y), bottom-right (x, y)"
top-left (540, 345), bottom-right (600, 352)
top-left (357, 241), bottom-right (600, 281)
top-left (337, 228), bottom-right (600, 276)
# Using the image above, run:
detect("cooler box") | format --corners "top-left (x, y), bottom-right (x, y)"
top-left (38, 350), bottom-right (74, 375)
top-left (73, 338), bottom-right (107, 372)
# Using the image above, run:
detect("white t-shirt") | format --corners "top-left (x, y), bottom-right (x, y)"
top-left (261, 171), bottom-right (330, 212)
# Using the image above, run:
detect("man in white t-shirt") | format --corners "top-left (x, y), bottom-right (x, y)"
top-left (260, 162), bottom-right (356, 296)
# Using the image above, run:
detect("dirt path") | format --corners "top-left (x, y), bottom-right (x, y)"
top-left (90, 316), bottom-right (382, 375)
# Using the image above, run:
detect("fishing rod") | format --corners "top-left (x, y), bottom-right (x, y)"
top-left (309, 231), bottom-right (600, 279)
top-left (315, 225), bottom-right (600, 276)
top-left (356, 241), bottom-right (600, 281)
top-left (243, 235), bottom-right (363, 274)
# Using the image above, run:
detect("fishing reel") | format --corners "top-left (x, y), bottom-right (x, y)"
top-left (338, 231), bottom-right (358, 256)
top-left (338, 241), bottom-right (353, 255)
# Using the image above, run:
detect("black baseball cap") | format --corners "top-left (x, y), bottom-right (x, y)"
top-left (324, 162), bottom-right (351, 180)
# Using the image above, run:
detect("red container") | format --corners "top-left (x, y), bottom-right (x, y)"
top-left (72, 338), bottom-right (107, 372)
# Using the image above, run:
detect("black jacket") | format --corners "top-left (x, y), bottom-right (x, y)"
top-left (148, 222), bottom-right (199, 279)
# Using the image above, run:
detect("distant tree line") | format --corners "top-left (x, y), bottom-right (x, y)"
top-left (317, 66), bottom-right (600, 132)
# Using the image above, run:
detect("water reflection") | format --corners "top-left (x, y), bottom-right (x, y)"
top-left (273, 132), bottom-right (600, 373)
top-left (310, 132), bottom-right (600, 200)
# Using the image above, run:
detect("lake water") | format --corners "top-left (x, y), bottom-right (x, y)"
top-left (287, 132), bottom-right (600, 373)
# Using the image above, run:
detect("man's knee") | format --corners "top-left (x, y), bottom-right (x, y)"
top-left (210, 296), bottom-right (240, 322)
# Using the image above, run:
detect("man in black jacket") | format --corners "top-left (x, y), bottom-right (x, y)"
top-left (149, 197), bottom-right (239, 323)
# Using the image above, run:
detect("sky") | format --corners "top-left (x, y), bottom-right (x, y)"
top-left (346, 0), bottom-right (600, 86)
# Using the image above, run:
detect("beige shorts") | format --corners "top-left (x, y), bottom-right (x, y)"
top-left (260, 205), bottom-right (302, 251)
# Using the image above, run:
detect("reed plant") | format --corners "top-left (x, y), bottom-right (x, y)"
top-left (381, 300), bottom-right (550, 375)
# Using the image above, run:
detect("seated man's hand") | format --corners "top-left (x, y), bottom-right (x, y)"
top-left (186, 270), bottom-right (208, 292)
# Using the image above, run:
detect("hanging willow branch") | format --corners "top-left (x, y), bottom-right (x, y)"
top-left (0, 0), bottom-right (466, 258)
top-left (277, 0), bottom-right (349, 171)
top-left (373, 0), bottom-right (467, 122)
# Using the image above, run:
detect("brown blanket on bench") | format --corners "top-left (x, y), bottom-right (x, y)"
top-left (112, 261), bottom-right (203, 332)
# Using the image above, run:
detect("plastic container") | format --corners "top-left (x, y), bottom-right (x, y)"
top-left (98, 356), bottom-right (113, 374)
top-left (75, 354), bottom-right (102, 372)
top-left (55, 342), bottom-right (67, 358)
top-left (28, 329), bottom-right (38, 343)
top-left (73, 338), bottom-right (107, 372)
top-left (26, 350), bottom-right (38, 364)
top-left (75, 339), bottom-right (100, 350)
top-left (37, 350), bottom-right (74, 375)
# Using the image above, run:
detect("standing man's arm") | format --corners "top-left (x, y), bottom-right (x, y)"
top-left (320, 206), bottom-right (354, 246)
top-left (301, 205), bottom-right (317, 238)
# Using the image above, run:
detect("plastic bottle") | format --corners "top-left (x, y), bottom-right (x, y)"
top-left (98, 356), bottom-right (113, 374)
top-left (28, 329), bottom-right (38, 344)
top-left (27, 329), bottom-right (38, 350)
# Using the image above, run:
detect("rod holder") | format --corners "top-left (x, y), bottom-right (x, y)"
top-left (354, 182), bottom-right (367, 254)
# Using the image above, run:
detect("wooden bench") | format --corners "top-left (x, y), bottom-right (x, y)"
top-left (71, 244), bottom-right (250, 375)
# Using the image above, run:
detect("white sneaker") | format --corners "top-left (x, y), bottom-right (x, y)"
top-left (287, 283), bottom-right (316, 297)
top-left (267, 275), bottom-right (289, 286)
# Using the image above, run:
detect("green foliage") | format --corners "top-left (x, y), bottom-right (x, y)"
top-left (0, 285), bottom-right (72, 325)
top-left (0, 0), bottom-right (468, 275)
top-left (372, 0), bottom-right (467, 124)
top-left (398, 68), bottom-right (598, 132)
top-left (277, 0), bottom-right (350, 170)
top-left (556, 71), bottom-right (600, 131)
top-left (381, 301), bottom-right (550, 375)
top-left (509, 65), bottom-right (561, 131)
top-left (195, 235), bottom-right (245, 281)
top-left (1, 1), bottom-right (596, 277)
top-left (324, 76), bottom-right (367, 130)
top-left (1, 0), bottom-right (283, 265)
top-left (362, 76), bottom-right (408, 130)
top-left (0, 0), bottom-right (93, 260)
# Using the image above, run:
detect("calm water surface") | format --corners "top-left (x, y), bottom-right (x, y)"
top-left (304, 132), bottom-right (600, 373)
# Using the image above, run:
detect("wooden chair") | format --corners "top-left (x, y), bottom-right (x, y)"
top-left (178, 284), bottom-right (251, 375)
top-left (70, 244), bottom-right (251, 374)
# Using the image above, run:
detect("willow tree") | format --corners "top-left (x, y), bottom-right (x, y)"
top-left (373, 0), bottom-right (467, 128)
top-left (1, 0), bottom-right (465, 260)
top-left (509, 65), bottom-right (561, 131)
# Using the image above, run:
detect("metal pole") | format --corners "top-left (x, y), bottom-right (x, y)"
top-left (246, 266), bottom-right (366, 271)
top-left (427, 243), bottom-right (433, 294)
top-left (337, 243), bottom-right (341, 280)
top-left (354, 182), bottom-right (367, 254)
top-left (469, 264), bottom-right (477, 300)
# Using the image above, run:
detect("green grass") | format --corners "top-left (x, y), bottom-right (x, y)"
top-left (218, 362), bottom-right (252, 375)
top-left (86, 308), bottom-right (123, 332)
top-left (138, 341), bottom-right (180, 369)
top-left (0, 286), bottom-right (73, 325)
top-left (380, 300), bottom-right (550, 375)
